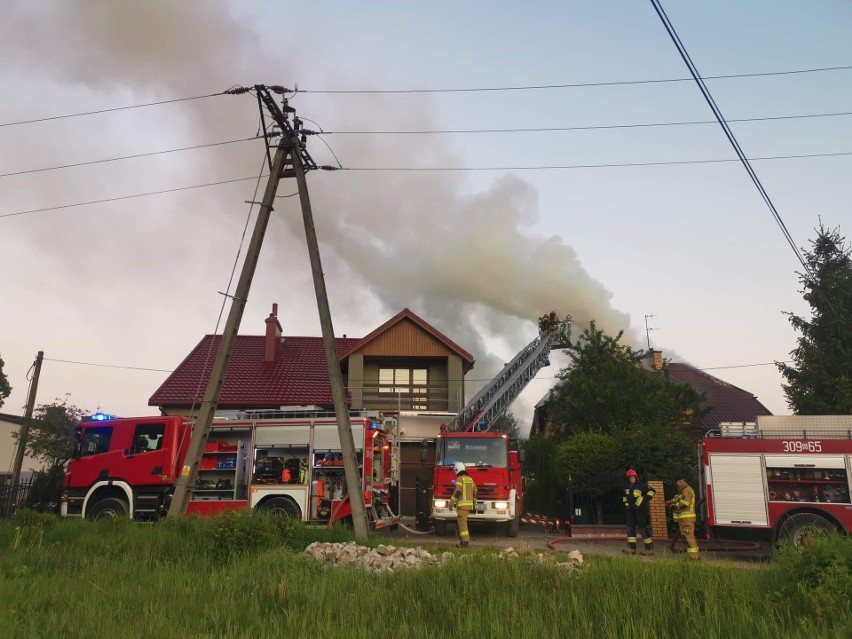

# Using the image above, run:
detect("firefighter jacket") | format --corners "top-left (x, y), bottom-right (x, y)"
top-left (451, 473), bottom-right (477, 510)
top-left (667, 484), bottom-right (696, 521)
top-left (623, 482), bottom-right (655, 511)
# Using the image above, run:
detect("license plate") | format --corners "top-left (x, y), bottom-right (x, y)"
top-left (475, 501), bottom-right (486, 513)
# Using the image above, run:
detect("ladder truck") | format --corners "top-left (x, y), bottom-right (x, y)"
top-left (702, 415), bottom-right (852, 546)
top-left (426, 317), bottom-right (570, 537)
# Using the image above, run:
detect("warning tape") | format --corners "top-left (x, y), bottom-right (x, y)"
top-left (521, 512), bottom-right (571, 532)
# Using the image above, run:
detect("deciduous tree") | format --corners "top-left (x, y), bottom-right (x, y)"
top-left (13, 396), bottom-right (84, 471)
top-left (0, 354), bottom-right (11, 409)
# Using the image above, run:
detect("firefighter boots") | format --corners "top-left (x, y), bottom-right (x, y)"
top-left (622, 548), bottom-right (636, 555)
top-left (641, 541), bottom-right (654, 556)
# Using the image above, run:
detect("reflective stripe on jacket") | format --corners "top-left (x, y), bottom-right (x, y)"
top-left (623, 483), bottom-right (655, 509)
top-left (451, 474), bottom-right (477, 509)
top-left (670, 485), bottom-right (696, 521)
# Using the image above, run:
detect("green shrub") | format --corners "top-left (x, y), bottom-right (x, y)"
top-left (769, 534), bottom-right (852, 623)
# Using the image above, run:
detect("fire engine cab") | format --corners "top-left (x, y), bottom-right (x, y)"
top-left (702, 415), bottom-right (852, 544)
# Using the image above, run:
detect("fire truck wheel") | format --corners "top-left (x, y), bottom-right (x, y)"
top-left (433, 520), bottom-right (449, 536)
top-left (778, 513), bottom-right (837, 549)
top-left (505, 513), bottom-right (520, 537)
top-left (259, 497), bottom-right (301, 519)
top-left (86, 497), bottom-right (130, 521)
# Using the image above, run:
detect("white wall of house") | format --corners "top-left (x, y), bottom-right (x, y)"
top-left (0, 414), bottom-right (46, 475)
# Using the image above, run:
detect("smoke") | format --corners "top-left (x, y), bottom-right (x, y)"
top-left (1, 1), bottom-right (631, 422)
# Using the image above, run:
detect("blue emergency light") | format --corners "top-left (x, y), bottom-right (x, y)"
top-left (89, 412), bottom-right (117, 421)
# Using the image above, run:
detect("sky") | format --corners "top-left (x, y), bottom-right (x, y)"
top-left (1, 1), bottom-right (850, 435)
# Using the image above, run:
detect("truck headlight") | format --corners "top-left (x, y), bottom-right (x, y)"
top-left (433, 500), bottom-right (448, 509)
top-left (494, 502), bottom-right (509, 510)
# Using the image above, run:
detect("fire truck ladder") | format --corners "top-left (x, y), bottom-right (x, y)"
top-left (445, 318), bottom-right (570, 432)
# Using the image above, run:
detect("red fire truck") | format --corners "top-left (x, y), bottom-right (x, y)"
top-left (61, 410), bottom-right (398, 528)
top-left (702, 415), bottom-right (852, 544)
top-left (426, 317), bottom-right (569, 537)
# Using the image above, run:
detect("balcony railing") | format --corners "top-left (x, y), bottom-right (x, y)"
top-left (348, 384), bottom-right (456, 413)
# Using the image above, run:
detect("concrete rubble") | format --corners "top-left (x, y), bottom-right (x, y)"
top-left (304, 541), bottom-right (584, 573)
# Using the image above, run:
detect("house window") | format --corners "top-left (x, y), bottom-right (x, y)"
top-left (379, 368), bottom-right (429, 409)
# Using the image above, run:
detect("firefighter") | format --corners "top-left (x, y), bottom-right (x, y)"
top-left (549, 311), bottom-right (559, 331)
top-left (622, 468), bottom-right (655, 555)
top-left (539, 314), bottom-right (550, 332)
top-left (450, 461), bottom-right (477, 548)
top-left (667, 479), bottom-right (699, 560)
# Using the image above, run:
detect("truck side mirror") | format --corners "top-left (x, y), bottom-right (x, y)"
top-left (419, 438), bottom-right (434, 463)
top-left (517, 449), bottom-right (525, 464)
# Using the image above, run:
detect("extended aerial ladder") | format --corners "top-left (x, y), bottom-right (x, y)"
top-left (445, 317), bottom-right (571, 432)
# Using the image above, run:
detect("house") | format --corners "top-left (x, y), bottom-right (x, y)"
top-left (149, 305), bottom-right (476, 515)
top-left (529, 350), bottom-right (772, 437)
top-left (0, 412), bottom-right (45, 482)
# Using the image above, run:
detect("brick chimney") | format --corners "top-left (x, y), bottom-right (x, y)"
top-left (264, 303), bottom-right (283, 363)
top-left (651, 350), bottom-right (663, 372)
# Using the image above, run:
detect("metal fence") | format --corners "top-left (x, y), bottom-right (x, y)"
top-left (0, 476), bottom-right (35, 518)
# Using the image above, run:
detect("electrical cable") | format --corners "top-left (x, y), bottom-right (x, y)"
top-left (187, 150), bottom-right (270, 419)
top-left (649, 0), bottom-right (808, 272)
top-left (0, 175), bottom-right (267, 219)
top-left (0, 92), bottom-right (225, 128)
top-left (4, 108), bottom-right (848, 181)
top-left (334, 150), bottom-right (852, 171)
top-left (43, 358), bottom-right (172, 373)
top-left (6, 149), bottom-right (850, 221)
top-left (318, 109), bottom-right (852, 135)
top-left (297, 64), bottom-right (852, 94)
top-left (0, 137), bottom-right (259, 179)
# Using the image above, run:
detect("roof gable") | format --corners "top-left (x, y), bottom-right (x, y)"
top-left (339, 308), bottom-right (475, 370)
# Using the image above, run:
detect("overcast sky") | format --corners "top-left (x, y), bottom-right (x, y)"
top-left (1, 1), bottom-right (849, 434)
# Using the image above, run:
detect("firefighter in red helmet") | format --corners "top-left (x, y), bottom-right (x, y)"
top-left (622, 468), bottom-right (656, 555)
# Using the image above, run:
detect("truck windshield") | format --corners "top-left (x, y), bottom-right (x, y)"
top-left (437, 437), bottom-right (507, 468)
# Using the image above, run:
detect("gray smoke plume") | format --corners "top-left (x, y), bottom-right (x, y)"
top-left (1, 0), bottom-right (631, 424)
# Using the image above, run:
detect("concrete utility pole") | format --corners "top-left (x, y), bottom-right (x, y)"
top-left (168, 85), bottom-right (369, 539)
top-left (168, 138), bottom-right (289, 517)
top-left (292, 140), bottom-right (370, 540)
top-left (6, 351), bottom-right (43, 515)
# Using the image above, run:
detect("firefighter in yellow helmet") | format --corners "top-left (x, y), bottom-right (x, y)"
top-left (622, 468), bottom-right (656, 555)
top-left (450, 461), bottom-right (478, 548)
top-left (667, 479), bottom-right (699, 559)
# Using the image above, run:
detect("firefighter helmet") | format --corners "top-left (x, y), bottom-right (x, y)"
top-left (454, 462), bottom-right (466, 474)
top-left (626, 469), bottom-right (638, 478)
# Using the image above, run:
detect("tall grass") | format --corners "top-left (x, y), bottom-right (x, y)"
top-left (1, 510), bottom-right (849, 638)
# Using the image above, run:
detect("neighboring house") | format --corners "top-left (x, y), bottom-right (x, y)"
top-left (149, 305), bottom-right (476, 515)
top-left (664, 362), bottom-right (772, 432)
top-left (0, 413), bottom-right (45, 481)
top-left (529, 350), bottom-right (772, 437)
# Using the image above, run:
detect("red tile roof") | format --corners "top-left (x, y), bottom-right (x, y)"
top-left (338, 308), bottom-right (475, 371)
top-left (149, 335), bottom-right (361, 409)
top-left (667, 363), bottom-right (773, 431)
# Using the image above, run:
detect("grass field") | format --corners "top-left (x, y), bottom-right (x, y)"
top-left (1, 510), bottom-right (849, 638)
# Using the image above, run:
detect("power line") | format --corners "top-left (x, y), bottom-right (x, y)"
top-left (336, 150), bottom-right (852, 172)
top-left (318, 109), bottom-right (852, 135)
top-left (4, 108), bottom-right (849, 181)
top-left (43, 356), bottom-right (790, 376)
top-left (0, 175), bottom-right (265, 219)
top-left (298, 64), bottom-right (852, 94)
top-left (4, 149), bottom-right (852, 220)
top-left (44, 358), bottom-right (173, 373)
top-left (650, 0), bottom-right (808, 272)
top-left (1, 63), bottom-right (848, 129)
top-left (0, 92), bottom-right (225, 129)
top-left (0, 137), bottom-right (259, 179)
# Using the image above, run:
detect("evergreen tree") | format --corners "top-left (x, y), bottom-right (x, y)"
top-left (779, 225), bottom-right (852, 414)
